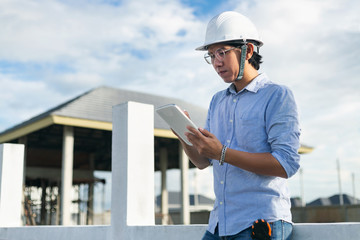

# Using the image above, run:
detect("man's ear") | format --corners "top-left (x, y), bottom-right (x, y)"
top-left (246, 43), bottom-right (254, 60)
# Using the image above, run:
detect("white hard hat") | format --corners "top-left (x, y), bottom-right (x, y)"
top-left (196, 11), bottom-right (263, 51)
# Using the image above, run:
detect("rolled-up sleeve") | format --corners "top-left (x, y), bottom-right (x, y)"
top-left (266, 86), bottom-right (301, 178)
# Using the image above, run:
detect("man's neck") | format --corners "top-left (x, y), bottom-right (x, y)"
top-left (233, 68), bottom-right (259, 92)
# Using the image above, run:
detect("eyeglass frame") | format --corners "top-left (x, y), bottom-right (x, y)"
top-left (204, 46), bottom-right (240, 64)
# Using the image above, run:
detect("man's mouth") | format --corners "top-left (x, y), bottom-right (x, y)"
top-left (218, 70), bottom-right (227, 76)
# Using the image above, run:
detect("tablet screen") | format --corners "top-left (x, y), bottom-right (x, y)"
top-left (156, 104), bottom-right (199, 146)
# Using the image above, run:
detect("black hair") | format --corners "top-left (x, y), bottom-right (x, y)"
top-left (227, 41), bottom-right (263, 70)
top-left (249, 51), bottom-right (262, 70)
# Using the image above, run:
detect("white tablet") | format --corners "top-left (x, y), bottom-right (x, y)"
top-left (156, 104), bottom-right (199, 146)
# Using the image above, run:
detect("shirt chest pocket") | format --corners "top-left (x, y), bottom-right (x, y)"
top-left (236, 115), bottom-right (268, 151)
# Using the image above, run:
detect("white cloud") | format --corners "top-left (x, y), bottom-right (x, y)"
top-left (0, 0), bottom-right (200, 60)
top-left (0, 0), bottom-right (208, 126)
top-left (0, 73), bottom-right (67, 129)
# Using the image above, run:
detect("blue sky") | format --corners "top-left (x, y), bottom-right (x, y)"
top-left (1, 0), bottom-right (360, 207)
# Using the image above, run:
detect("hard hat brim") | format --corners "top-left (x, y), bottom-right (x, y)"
top-left (195, 39), bottom-right (263, 51)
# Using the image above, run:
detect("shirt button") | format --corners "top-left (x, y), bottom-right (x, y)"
top-left (233, 99), bottom-right (237, 103)
top-left (220, 201), bottom-right (223, 205)
top-left (220, 181), bottom-right (224, 184)
top-left (227, 140), bottom-right (230, 143)
top-left (229, 119), bottom-right (233, 123)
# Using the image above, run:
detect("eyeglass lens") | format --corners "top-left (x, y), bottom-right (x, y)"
top-left (204, 48), bottom-right (234, 64)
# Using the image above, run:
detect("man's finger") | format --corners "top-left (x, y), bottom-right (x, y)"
top-left (198, 128), bottom-right (212, 137)
top-left (186, 126), bottom-right (204, 140)
top-left (181, 110), bottom-right (191, 119)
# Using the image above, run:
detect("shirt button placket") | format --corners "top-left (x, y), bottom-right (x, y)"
top-left (218, 164), bottom-right (227, 235)
top-left (227, 98), bottom-right (236, 147)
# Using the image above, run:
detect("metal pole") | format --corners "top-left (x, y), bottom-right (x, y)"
top-left (336, 158), bottom-right (344, 205)
top-left (352, 173), bottom-right (356, 204)
top-left (299, 168), bottom-right (305, 206)
top-left (194, 170), bottom-right (199, 206)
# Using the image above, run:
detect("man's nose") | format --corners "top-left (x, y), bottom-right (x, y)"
top-left (213, 57), bottom-right (223, 67)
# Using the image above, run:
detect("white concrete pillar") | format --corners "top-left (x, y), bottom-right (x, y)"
top-left (0, 143), bottom-right (25, 227)
top-left (61, 126), bottom-right (74, 225)
top-left (111, 102), bottom-right (154, 238)
top-left (18, 137), bottom-right (27, 182)
top-left (160, 148), bottom-right (169, 225)
top-left (180, 145), bottom-right (190, 225)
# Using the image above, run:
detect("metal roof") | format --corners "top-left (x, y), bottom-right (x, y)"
top-left (51, 86), bottom-right (207, 128)
top-left (307, 194), bottom-right (360, 206)
top-left (0, 86), bottom-right (208, 142)
top-left (0, 85), bottom-right (313, 155)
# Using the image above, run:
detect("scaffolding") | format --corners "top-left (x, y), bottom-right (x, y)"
top-left (23, 177), bottom-right (106, 226)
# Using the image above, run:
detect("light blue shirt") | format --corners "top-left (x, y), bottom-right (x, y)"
top-left (204, 73), bottom-right (301, 236)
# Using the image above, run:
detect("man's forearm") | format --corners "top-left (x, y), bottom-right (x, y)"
top-left (224, 149), bottom-right (287, 178)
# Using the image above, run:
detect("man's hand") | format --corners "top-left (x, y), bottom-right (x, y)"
top-left (185, 126), bottom-right (223, 161)
top-left (171, 109), bottom-right (212, 170)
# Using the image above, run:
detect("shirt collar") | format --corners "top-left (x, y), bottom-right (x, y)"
top-left (227, 73), bottom-right (270, 95)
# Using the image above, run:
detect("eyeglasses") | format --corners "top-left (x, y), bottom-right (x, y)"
top-left (204, 47), bottom-right (238, 64)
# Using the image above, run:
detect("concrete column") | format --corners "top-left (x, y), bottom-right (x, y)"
top-left (111, 102), bottom-right (154, 238)
top-left (160, 148), bottom-right (169, 225)
top-left (180, 145), bottom-right (190, 225)
top-left (0, 143), bottom-right (25, 227)
top-left (87, 154), bottom-right (95, 225)
top-left (18, 137), bottom-right (27, 181)
top-left (61, 126), bottom-right (74, 225)
top-left (56, 186), bottom-right (61, 225)
top-left (40, 179), bottom-right (47, 225)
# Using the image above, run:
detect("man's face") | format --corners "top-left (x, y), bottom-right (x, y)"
top-left (207, 43), bottom-right (241, 83)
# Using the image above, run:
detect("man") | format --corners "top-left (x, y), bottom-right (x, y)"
top-left (178, 11), bottom-right (301, 240)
